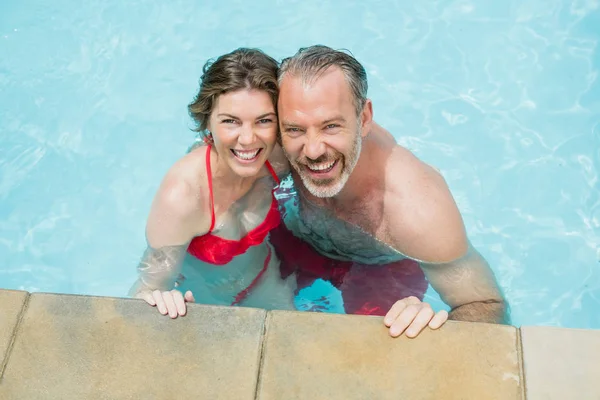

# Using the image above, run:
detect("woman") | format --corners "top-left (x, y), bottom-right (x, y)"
top-left (129, 48), bottom-right (295, 318)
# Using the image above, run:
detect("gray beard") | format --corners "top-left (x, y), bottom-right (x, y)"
top-left (286, 129), bottom-right (362, 198)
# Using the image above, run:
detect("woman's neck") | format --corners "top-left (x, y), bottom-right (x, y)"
top-left (209, 146), bottom-right (258, 197)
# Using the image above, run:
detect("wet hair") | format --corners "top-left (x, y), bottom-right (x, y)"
top-left (188, 48), bottom-right (279, 137)
top-left (278, 45), bottom-right (368, 115)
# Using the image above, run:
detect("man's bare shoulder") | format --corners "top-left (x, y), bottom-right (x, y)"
top-left (268, 144), bottom-right (291, 179)
top-left (384, 146), bottom-right (468, 263)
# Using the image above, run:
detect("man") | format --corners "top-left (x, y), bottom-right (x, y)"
top-left (270, 45), bottom-right (509, 338)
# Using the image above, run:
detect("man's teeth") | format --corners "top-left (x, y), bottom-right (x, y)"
top-left (233, 149), bottom-right (260, 160)
top-left (308, 160), bottom-right (335, 171)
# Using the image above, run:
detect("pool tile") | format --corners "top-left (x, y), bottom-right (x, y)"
top-left (521, 326), bottom-right (600, 399)
top-left (256, 311), bottom-right (522, 400)
top-left (0, 293), bottom-right (267, 399)
top-left (0, 290), bottom-right (29, 374)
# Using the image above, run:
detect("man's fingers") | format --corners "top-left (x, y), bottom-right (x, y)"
top-left (384, 296), bottom-right (420, 327)
top-left (152, 290), bottom-right (168, 315)
top-left (384, 300), bottom-right (409, 327)
top-left (172, 290), bottom-right (187, 316)
top-left (405, 306), bottom-right (435, 338)
top-left (389, 304), bottom-right (420, 337)
top-left (428, 310), bottom-right (449, 329)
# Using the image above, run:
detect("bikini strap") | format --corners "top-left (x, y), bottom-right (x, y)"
top-left (265, 161), bottom-right (280, 186)
top-left (205, 145), bottom-right (216, 233)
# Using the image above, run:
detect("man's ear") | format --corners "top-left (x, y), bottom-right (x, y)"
top-left (360, 99), bottom-right (373, 137)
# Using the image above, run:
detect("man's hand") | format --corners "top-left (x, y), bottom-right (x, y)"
top-left (384, 296), bottom-right (448, 338)
top-left (138, 289), bottom-right (195, 319)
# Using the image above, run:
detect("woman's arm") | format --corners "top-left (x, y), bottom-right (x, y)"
top-left (129, 165), bottom-right (209, 317)
top-left (128, 243), bottom-right (189, 296)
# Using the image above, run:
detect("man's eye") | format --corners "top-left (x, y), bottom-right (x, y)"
top-left (326, 124), bottom-right (338, 129)
top-left (287, 128), bottom-right (301, 133)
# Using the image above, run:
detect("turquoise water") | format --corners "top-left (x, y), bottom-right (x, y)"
top-left (1, 0), bottom-right (599, 329)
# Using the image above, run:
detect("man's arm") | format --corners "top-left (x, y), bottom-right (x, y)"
top-left (268, 143), bottom-right (292, 181)
top-left (419, 243), bottom-right (509, 324)
top-left (449, 301), bottom-right (507, 323)
top-left (386, 148), bottom-right (509, 325)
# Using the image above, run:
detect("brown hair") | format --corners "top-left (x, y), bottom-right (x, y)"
top-left (279, 45), bottom-right (368, 116)
top-left (188, 48), bottom-right (279, 136)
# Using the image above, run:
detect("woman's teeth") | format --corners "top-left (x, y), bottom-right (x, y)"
top-left (308, 160), bottom-right (336, 172)
top-left (232, 149), bottom-right (260, 160)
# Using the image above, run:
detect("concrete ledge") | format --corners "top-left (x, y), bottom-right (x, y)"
top-left (0, 292), bottom-right (267, 400)
top-left (0, 290), bottom-right (29, 376)
top-left (257, 311), bottom-right (521, 400)
top-left (0, 289), bottom-right (598, 399)
top-left (521, 326), bottom-right (600, 399)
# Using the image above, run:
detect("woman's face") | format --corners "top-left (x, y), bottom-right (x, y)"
top-left (207, 89), bottom-right (278, 178)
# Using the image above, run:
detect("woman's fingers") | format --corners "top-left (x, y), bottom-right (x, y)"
top-left (140, 291), bottom-right (156, 306)
top-left (184, 290), bottom-right (195, 303)
top-left (172, 290), bottom-right (187, 317)
top-left (141, 290), bottom-right (193, 318)
top-left (152, 290), bottom-right (168, 315)
top-left (161, 291), bottom-right (179, 318)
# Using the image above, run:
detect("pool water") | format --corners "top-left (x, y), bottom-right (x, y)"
top-left (1, 0), bottom-right (599, 329)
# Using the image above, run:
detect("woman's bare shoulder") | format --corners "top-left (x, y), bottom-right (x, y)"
top-left (165, 145), bottom-right (207, 193)
top-left (145, 145), bottom-right (211, 246)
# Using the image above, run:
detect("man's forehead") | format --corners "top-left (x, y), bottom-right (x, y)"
top-left (280, 66), bottom-right (350, 95)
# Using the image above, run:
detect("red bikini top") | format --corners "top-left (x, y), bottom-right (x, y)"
top-left (187, 145), bottom-right (281, 265)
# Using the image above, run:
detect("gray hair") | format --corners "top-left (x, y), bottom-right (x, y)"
top-left (278, 45), bottom-right (368, 115)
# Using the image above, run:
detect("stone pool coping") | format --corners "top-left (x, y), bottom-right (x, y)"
top-left (0, 289), bottom-right (598, 399)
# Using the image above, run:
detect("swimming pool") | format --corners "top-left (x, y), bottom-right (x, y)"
top-left (1, 0), bottom-right (598, 329)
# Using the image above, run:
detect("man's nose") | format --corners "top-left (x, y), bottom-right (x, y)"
top-left (304, 134), bottom-right (326, 160)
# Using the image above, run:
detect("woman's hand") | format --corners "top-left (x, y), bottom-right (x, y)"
top-left (138, 290), bottom-right (195, 319)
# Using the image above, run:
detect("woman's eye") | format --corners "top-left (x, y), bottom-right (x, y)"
top-left (258, 118), bottom-right (273, 124)
top-left (222, 119), bottom-right (236, 124)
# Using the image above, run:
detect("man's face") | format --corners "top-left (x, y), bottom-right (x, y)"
top-left (278, 67), bottom-right (369, 198)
